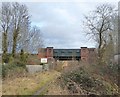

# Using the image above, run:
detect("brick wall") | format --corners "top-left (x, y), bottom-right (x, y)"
top-left (88, 48), bottom-right (96, 63)
top-left (81, 47), bottom-right (89, 62)
top-left (46, 47), bottom-right (53, 58)
top-left (80, 47), bottom-right (96, 63)
top-left (38, 48), bottom-right (47, 59)
top-left (38, 47), bottom-right (54, 58)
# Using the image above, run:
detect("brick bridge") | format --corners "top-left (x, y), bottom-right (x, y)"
top-left (38, 47), bottom-right (96, 62)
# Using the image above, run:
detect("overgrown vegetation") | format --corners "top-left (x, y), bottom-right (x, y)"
top-left (54, 61), bottom-right (64, 72)
top-left (2, 70), bottom-right (60, 95)
top-left (2, 64), bottom-right (26, 79)
top-left (60, 62), bottom-right (119, 95)
top-left (2, 49), bottom-right (28, 78)
top-left (2, 60), bottom-right (27, 78)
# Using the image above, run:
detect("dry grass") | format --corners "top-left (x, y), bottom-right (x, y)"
top-left (0, 78), bottom-right (2, 96)
top-left (2, 70), bottom-right (60, 95)
top-left (46, 78), bottom-right (69, 95)
top-left (2, 60), bottom-right (119, 95)
top-left (54, 60), bottom-right (80, 72)
top-left (45, 61), bottom-right (81, 95)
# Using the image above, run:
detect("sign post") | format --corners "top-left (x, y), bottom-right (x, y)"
top-left (41, 58), bottom-right (47, 63)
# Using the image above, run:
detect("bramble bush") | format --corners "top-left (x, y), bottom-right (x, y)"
top-left (61, 63), bottom-right (119, 95)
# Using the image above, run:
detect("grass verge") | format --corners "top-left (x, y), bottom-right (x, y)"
top-left (2, 70), bottom-right (60, 95)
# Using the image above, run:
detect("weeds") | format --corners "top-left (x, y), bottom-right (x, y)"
top-left (60, 62), bottom-right (119, 95)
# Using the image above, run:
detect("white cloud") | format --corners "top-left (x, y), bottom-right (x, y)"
top-left (54, 8), bottom-right (77, 24)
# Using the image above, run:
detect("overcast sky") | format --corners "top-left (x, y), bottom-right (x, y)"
top-left (24, 2), bottom-right (97, 49)
top-left (1, 0), bottom-right (119, 49)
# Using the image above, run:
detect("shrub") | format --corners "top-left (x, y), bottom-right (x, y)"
top-left (61, 66), bottom-right (118, 95)
top-left (8, 58), bottom-right (26, 68)
top-left (2, 64), bottom-right (15, 78)
top-left (2, 54), bottom-right (10, 63)
top-left (2, 59), bottom-right (27, 78)
top-left (62, 67), bottom-right (97, 89)
top-left (20, 49), bottom-right (28, 63)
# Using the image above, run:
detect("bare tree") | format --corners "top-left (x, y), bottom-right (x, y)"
top-left (1, 2), bottom-right (44, 62)
top-left (11, 2), bottom-right (30, 57)
top-left (83, 4), bottom-right (116, 65)
top-left (15, 25), bottom-right (44, 54)
top-left (28, 26), bottom-right (44, 53)
top-left (15, 11), bottom-right (31, 53)
top-left (0, 2), bottom-right (12, 62)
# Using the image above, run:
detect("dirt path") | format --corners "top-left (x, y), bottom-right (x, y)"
top-left (31, 61), bottom-right (73, 96)
top-left (2, 70), bottom-right (60, 95)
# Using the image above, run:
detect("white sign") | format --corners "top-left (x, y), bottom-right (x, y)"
top-left (41, 58), bottom-right (47, 63)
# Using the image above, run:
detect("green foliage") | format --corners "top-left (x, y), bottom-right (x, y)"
top-left (8, 55), bottom-right (14, 63)
top-left (11, 59), bottom-right (26, 68)
top-left (20, 49), bottom-right (28, 64)
top-left (2, 63), bottom-right (26, 78)
top-left (2, 51), bottom-right (29, 78)
top-left (2, 32), bottom-right (8, 63)
top-left (2, 54), bottom-right (9, 63)
top-left (2, 64), bottom-right (16, 78)
top-left (20, 49), bottom-right (24, 61)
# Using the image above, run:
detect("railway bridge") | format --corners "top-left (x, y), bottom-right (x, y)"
top-left (38, 47), bottom-right (96, 62)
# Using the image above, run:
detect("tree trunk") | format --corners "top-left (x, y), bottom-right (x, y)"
top-left (12, 29), bottom-right (19, 57)
top-left (98, 32), bottom-right (102, 64)
top-left (2, 32), bottom-right (8, 63)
